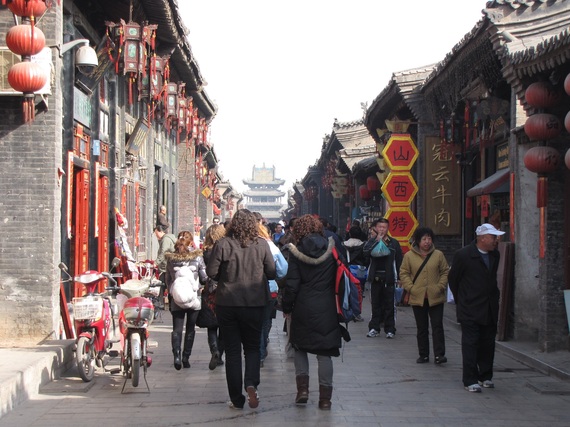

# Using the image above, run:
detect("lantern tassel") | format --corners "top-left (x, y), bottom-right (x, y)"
top-left (537, 175), bottom-right (548, 208)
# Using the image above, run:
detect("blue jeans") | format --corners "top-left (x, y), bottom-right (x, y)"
top-left (216, 305), bottom-right (264, 407)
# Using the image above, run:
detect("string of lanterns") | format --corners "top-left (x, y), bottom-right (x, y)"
top-left (522, 80), bottom-right (563, 208)
top-left (3, 0), bottom-right (55, 123)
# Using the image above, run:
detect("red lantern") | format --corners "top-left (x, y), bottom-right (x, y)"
top-left (524, 114), bottom-right (562, 141)
top-left (6, 0), bottom-right (48, 17)
top-left (359, 185), bottom-right (371, 201)
top-left (6, 24), bottom-right (45, 56)
top-left (523, 146), bottom-right (561, 174)
top-left (8, 61), bottom-right (48, 93)
top-left (525, 82), bottom-right (562, 109)
top-left (565, 110), bottom-right (570, 134)
top-left (565, 148), bottom-right (570, 170)
top-left (366, 176), bottom-right (380, 192)
top-left (565, 73), bottom-right (570, 96)
top-left (524, 146), bottom-right (561, 208)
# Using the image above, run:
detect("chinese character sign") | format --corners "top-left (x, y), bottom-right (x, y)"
top-left (424, 136), bottom-right (461, 235)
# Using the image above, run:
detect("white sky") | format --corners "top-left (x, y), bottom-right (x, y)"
top-left (177, 0), bottom-right (487, 195)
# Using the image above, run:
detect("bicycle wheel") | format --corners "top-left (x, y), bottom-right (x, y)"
top-left (76, 336), bottom-right (95, 382)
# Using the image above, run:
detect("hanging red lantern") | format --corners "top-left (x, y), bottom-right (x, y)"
top-left (565, 110), bottom-right (570, 134)
top-left (8, 61), bottom-right (48, 93)
top-left (366, 176), bottom-right (380, 192)
top-left (565, 72), bottom-right (570, 96)
top-left (523, 146), bottom-right (561, 174)
top-left (6, 0), bottom-right (49, 17)
top-left (524, 146), bottom-right (561, 208)
top-left (524, 113), bottom-right (562, 141)
top-left (359, 185), bottom-right (371, 201)
top-left (6, 24), bottom-right (45, 56)
top-left (565, 148), bottom-right (570, 170)
top-left (525, 81), bottom-right (563, 109)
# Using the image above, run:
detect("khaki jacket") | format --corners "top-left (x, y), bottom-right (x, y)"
top-left (400, 245), bottom-right (449, 307)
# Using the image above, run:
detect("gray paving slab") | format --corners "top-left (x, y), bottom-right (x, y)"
top-left (1, 294), bottom-right (570, 426)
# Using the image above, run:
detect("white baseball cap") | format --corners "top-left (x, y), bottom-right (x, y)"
top-left (476, 223), bottom-right (505, 236)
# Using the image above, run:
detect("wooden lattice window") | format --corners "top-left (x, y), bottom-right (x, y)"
top-left (73, 124), bottom-right (90, 161)
top-left (100, 142), bottom-right (109, 168)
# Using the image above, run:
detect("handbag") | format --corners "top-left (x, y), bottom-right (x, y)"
top-left (403, 252), bottom-right (433, 305)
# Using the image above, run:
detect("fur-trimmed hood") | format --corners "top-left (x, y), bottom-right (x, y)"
top-left (285, 235), bottom-right (334, 266)
top-left (165, 249), bottom-right (204, 262)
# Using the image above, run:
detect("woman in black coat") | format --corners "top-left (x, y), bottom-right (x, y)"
top-left (199, 224), bottom-right (226, 370)
top-left (282, 214), bottom-right (341, 410)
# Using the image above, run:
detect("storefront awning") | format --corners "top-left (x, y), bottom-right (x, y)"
top-left (466, 168), bottom-right (509, 197)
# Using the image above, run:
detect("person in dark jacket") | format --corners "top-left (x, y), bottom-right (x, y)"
top-left (448, 223), bottom-right (504, 393)
top-left (165, 231), bottom-right (208, 370)
top-left (282, 214), bottom-right (342, 410)
top-left (206, 209), bottom-right (276, 410)
top-left (363, 218), bottom-right (403, 338)
top-left (200, 224), bottom-right (226, 370)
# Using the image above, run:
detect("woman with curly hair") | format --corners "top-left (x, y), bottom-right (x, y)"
top-left (206, 209), bottom-right (276, 410)
top-left (199, 224), bottom-right (226, 370)
top-left (282, 214), bottom-right (342, 410)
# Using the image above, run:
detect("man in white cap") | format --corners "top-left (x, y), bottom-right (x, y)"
top-left (448, 223), bottom-right (505, 393)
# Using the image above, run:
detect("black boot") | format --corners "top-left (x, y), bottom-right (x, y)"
top-left (207, 328), bottom-right (220, 370)
top-left (182, 330), bottom-right (195, 369)
top-left (171, 332), bottom-right (182, 371)
top-left (295, 375), bottom-right (309, 404)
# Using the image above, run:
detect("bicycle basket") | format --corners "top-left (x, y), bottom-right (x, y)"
top-left (72, 296), bottom-right (103, 320)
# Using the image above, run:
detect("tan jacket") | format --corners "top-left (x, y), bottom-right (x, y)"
top-left (400, 245), bottom-right (449, 307)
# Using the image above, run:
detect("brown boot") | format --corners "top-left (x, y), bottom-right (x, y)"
top-left (318, 385), bottom-right (333, 410)
top-left (295, 375), bottom-right (309, 404)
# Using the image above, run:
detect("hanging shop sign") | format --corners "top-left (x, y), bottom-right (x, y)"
top-left (384, 207), bottom-right (418, 241)
top-left (382, 133), bottom-right (419, 171)
top-left (424, 136), bottom-right (461, 235)
top-left (381, 172), bottom-right (418, 206)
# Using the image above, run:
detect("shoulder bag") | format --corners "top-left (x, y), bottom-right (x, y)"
top-left (403, 252), bottom-right (433, 305)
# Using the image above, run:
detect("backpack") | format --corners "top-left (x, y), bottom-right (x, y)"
top-left (332, 247), bottom-right (362, 341)
top-left (170, 266), bottom-right (201, 310)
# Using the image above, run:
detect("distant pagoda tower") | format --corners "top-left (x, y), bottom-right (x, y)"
top-left (243, 164), bottom-right (285, 222)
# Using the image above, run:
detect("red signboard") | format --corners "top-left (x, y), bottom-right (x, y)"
top-left (381, 172), bottom-right (418, 206)
top-left (382, 134), bottom-right (419, 171)
top-left (385, 207), bottom-right (418, 242)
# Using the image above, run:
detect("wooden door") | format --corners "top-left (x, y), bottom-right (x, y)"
top-left (73, 169), bottom-right (90, 297)
top-left (97, 175), bottom-right (109, 293)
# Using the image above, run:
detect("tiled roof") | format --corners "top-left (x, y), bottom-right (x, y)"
top-left (338, 144), bottom-right (377, 172)
top-left (365, 64), bottom-right (436, 128)
top-left (485, 0), bottom-right (570, 73)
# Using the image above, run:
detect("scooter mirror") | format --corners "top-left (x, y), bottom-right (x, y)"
top-left (111, 257), bottom-right (121, 269)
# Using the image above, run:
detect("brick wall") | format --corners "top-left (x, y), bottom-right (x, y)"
top-left (0, 8), bottom-right (64, 344)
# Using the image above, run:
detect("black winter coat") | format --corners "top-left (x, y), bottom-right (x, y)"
top-left (363, 236), bottom-right (403, 284)
top-left (282, 235), bottom-right (341, 357)
top-left (448, 240), bottom-right (500, 326)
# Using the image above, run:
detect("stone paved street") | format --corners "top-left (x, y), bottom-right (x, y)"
top-left (2, 297), bottom-right (570, 427)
